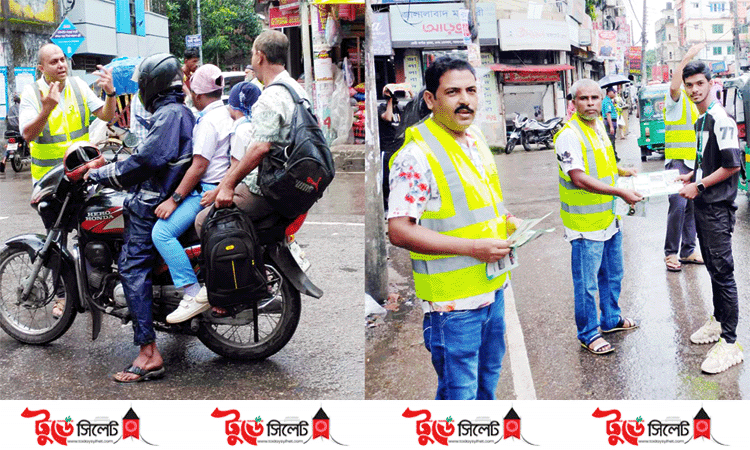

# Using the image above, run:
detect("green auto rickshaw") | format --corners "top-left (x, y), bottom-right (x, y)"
top-left (637, 83), bottom-right (669, 161)
top-left (721, 73), bottom-right (750, 193)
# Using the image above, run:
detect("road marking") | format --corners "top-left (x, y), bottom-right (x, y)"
top-left (505, 283), bottom-right (537, 400)
top-left (305, 221), bottom-right (364, 227)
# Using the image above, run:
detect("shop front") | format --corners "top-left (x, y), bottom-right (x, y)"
top-left (386, 2), bottom-right (504, 145)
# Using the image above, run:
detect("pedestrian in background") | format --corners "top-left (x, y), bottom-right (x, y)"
top-left (0, 94), bottom-right (20, 173)
top-left (601, 86), bottom-right (619, 161)
top-left (554, 78), bottom-right (642, 355)
top-left (388, 56), bottom-right (522, 400)
top-left (678, 61), bottom-right (744, 374)
top-left (181, 47), bottom-right (200, 104)
top-left (663, 44), bottom-right (704, 273)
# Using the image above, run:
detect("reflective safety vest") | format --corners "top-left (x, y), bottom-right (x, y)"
top-left (29, 77), bottom-right (92, 182)
top-left (391, 118), bottom-right (508, 302)
top-left (555, 113), bottom-right (618, 232)
top-left (663, 89), bottom-right (698, 161)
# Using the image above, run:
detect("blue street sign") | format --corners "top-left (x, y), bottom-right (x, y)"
top-left (51, 18), bottom-right (85, 58)
top-left (186, 34), bottom-right (202, 48)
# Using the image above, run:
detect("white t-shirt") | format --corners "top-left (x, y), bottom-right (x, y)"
top-left (555, 122), bottom-right (620, 242)
top-left (192, 99), bottom-right (232, 184)
top-left (19, 76), bottom-right (105, 134)
top-left (664, 90), bottom-right (696, 169)
top-left (387, 129), bottom-right (501, 313)
top-left (230, 116), bottom-right (262, 196)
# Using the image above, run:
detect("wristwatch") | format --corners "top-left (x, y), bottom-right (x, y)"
top-left (171, 192), bottom-right (184, 204)
top-left (696, 182), bottom-right (706, 194)
top-left (105, 90), bottom-right (116, 97)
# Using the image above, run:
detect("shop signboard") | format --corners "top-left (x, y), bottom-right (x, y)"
top-left (628, 46), bottom-right (642, 75)
top-left (389, 2), bottom-right (498, 47)
top-left (504, 71), bottom-right (560, 83)
top-left (403, 50), bottom-right (422, 92)
top-left (595, 30), bottom-right (617, 59)
top-left (712, 61), bottom-right (727, 73)
top-left (480, 53), bottom-right (500, 123)
top-left (372, 13), bottom-right (392, 56)
top-left (497, 19), bottom-right (570, 51)
top-left (269, 6), bottom-right (301, 28)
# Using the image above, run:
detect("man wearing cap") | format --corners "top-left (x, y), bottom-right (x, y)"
top-left (147, 64), bottom-right (234, 324)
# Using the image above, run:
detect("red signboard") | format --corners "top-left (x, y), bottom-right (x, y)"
top-left (629, 46), bottom-right (642, 75)
top-left (270, 6), bottom-right (301, 28)
top-left (504, 71), bottom-right (560, 83)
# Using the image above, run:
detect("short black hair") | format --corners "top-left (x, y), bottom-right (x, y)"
top-left (184, 48), bottom-right (200, 60)
top-left (683, 61), bottom-right (712, 82)
top-left (606, 87), bottom-right (615, 93)
top-left (424, 56), bottom-right (476, 95)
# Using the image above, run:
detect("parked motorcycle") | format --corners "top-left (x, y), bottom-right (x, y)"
top-left (3, 130), bottom-right (30, 172)
top-left (505, 113), bottom-right (563, 154)
top-left (0, 153), bottom-right (322, 361)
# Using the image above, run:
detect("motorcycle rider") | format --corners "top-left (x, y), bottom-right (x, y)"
top-left (84, 53), bottom-right (196, 382)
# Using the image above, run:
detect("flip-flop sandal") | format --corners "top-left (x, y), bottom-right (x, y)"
top-left (680, 253), bottom-right (704, 264)
top-left (113, 365), bottom-right (165, 383)
top-left (602, 317), bottom-right (638, 333)
top-left (581, 337), bottom-right (614, 355)
top-left (665, 255), bottom-right (682, 272)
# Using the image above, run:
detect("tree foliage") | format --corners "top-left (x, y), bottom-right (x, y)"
top-left (166, 0), bottom-right (262, 68)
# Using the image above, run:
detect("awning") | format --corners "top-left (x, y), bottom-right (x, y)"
top-left (490, 64), bottom-right (575, 73)
top-left (311, 0), bottom-right (363, 3)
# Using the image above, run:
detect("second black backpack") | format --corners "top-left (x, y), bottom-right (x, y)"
top-left (258, 82), bottom-right (335, 219)
top-left (200, 206), bottom-right (268, 308)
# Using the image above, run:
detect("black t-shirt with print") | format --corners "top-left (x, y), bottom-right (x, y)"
top-left (693, 103), bottom-right (743, 205)
top-left (378, 100), bottom-right (403, 154)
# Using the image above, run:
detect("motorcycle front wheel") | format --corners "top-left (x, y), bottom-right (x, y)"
top-left (0, 246), bottom-right (77, 344)
top-left (197, 263), bottom-right (301, 361)
top-left (505, 138), bottom-right (517, 154)
top-left (11, 154), bottom-right (23, 172)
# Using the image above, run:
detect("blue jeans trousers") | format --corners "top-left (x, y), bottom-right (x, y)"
top-left (571, 231), bottom-right (624, 345)
top-left (152, 183), bottom-right (216, 288)
top-left (423, 289), bottom-right (506, 400)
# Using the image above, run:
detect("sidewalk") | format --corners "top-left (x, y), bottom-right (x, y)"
top-left (331, 144), bottom-right (364, 172)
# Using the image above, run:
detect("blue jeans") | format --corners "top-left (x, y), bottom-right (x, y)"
top-left (422, 289), bottom-right (506, 400)
top-left (152, 183), bottom-right (216, 288)
top-left (571, 231), bottom-right (623, 345)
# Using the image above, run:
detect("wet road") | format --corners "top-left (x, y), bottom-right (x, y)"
top-left (366, 122), bottom-right (750, 400)
top-left (0, 169), bottom-right (364, 399)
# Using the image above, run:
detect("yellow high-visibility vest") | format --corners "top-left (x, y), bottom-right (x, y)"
top-left (390, 118), bottom-right (508, 302)
top-left (555, 113), bottom-right (618, 232)
top-left (663, 89), bottom-right (699, 161)
top-left (29, 77), bottom-right (92, 182)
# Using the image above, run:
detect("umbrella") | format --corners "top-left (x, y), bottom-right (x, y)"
top-left (104, 56), bottom-right (144, 95)
top-left (598, 74), bottom-right (630, 89)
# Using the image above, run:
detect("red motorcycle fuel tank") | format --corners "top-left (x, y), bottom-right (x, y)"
top-left (79, 189), bottom-right (129, 238)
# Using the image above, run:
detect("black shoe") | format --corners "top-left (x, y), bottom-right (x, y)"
top-left (0, 162), bottom-right (5, 173)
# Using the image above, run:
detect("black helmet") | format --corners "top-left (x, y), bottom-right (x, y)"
top-left (137, 53), bottom-right (182, 113)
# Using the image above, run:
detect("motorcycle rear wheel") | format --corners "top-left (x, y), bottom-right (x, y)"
top-left (0, 246), bottom-right (77, 344)
top-left (197, 263), bottom-right (301, 361)
top-left (11, 154), bottom-right (23, 172)
top-left (505, 138), bottom-right (517, 154)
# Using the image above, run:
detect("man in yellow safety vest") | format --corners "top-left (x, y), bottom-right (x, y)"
top-left (19, 43), bottom-right (116, 317)
top-left (387, 56), bottom-right (522, 400)
top-left (663, 43), bottom-right (705, 272)
top-left (554, 78), bottom-right (643, 355)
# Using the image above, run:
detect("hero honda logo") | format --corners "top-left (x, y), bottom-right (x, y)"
top-left (402, 407), bottom-right (537, 446)
top-left (593, 407), bottom-right (727, 445)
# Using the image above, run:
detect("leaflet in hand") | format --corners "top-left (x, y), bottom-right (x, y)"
top-left (486, 212), bottom-right (555, 280)
top-left (615, 169), bottom-right (682, 198)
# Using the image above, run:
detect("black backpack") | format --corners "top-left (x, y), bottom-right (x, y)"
top-left (258, 82), bottom-right (335, 218)
top-left (200, 206), bottom-right (268, 308)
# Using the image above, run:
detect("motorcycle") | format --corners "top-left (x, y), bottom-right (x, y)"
top-left (505, 113), bottom-right (563, 154)
top-left (4, 130), bottom-right (30, 172)
top-left (0, 155), bottom-right (322, 361)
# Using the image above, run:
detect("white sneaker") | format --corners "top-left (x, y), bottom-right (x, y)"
top-left (701, 339), bottom-right (744, 374)
top-left (166, 287), bottom-right (210, 324)
top-left (690, 316), bottom-right (722, 344)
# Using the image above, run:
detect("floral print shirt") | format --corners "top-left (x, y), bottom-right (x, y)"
top-left (387, 131), bottom-right (501, 313)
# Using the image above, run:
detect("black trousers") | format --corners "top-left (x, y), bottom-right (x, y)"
top-left (694, 201), bottom-right (739, 343)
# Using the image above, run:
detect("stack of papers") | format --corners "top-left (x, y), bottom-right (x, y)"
top-left (487, 212), bottom-right (555, 280)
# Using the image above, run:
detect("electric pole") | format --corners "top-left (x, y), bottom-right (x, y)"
top-left (197, 0), bottom-right (203, 65)
top-left (733, 0), bottom-right (742, 74)
top-left (640, 0), bottom-right (647, 85)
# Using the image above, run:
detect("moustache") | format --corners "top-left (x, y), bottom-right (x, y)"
top-left (454, 105), bottom-right (474, 114)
